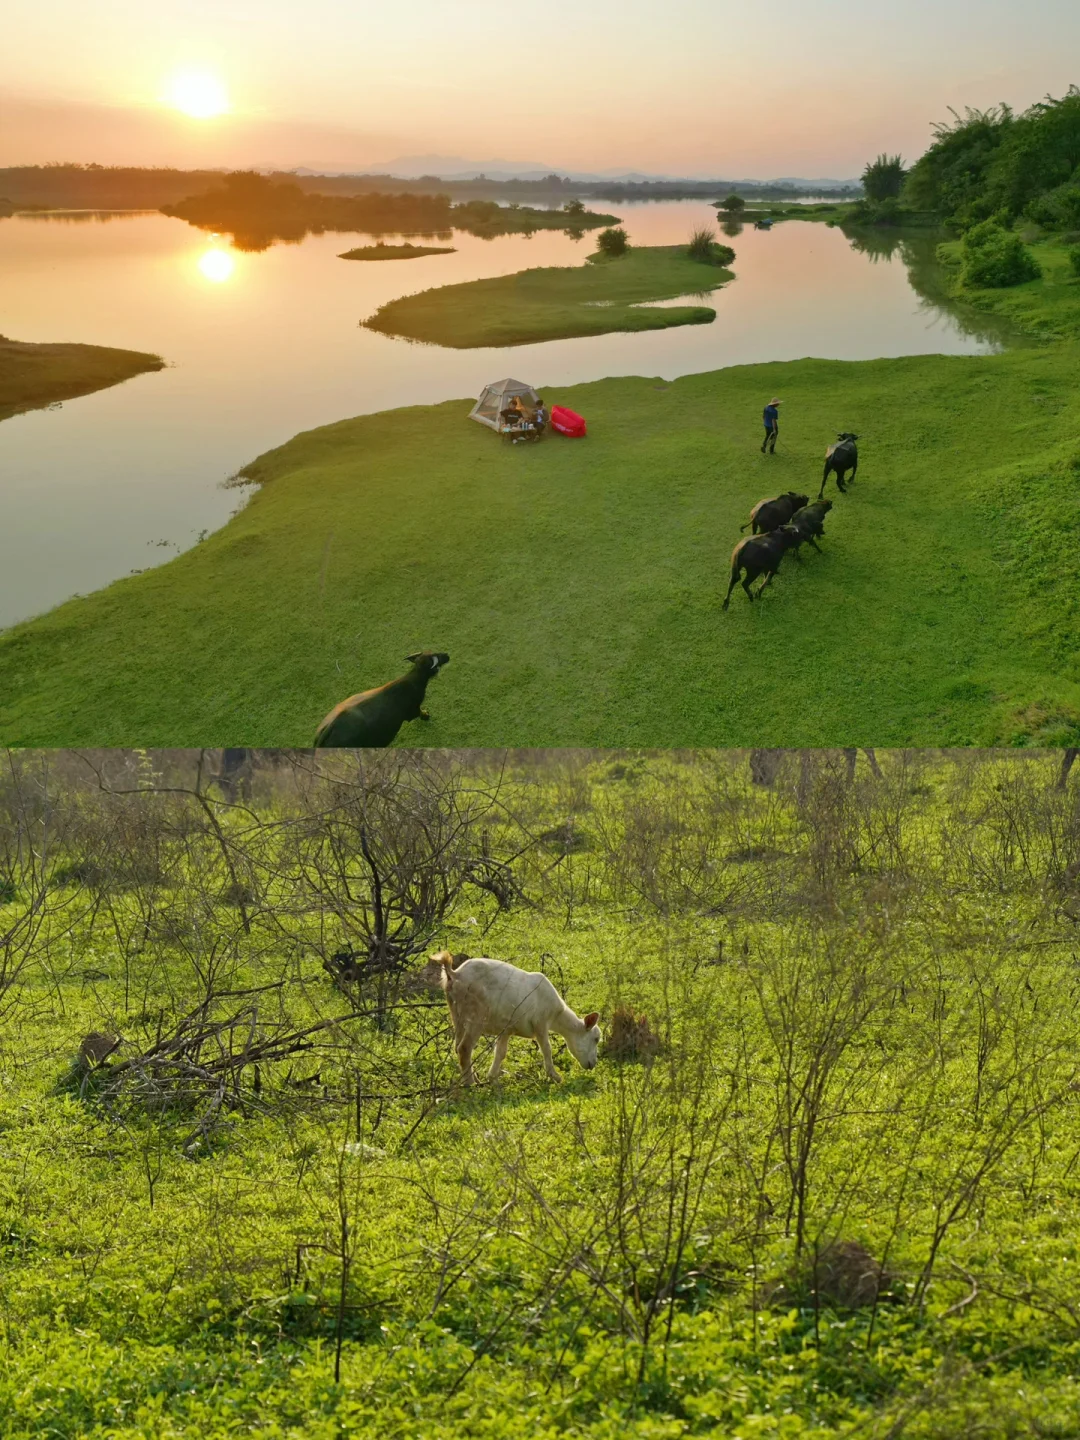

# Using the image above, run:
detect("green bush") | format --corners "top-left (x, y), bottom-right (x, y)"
top-left (1068, 245), bottom-right (1080, 278)
top-left (687, 226), bottom-right (714, 260)
top-left (686, 226), bottom-right (733, 264)
top-left (849, 196), bottom-right (905, 226)
top-left (719, 193), bottom-right (745, 213)
top-left (1027, 183), bottom-right (1080, 231)
top-left (595, 226), bottom-right (629, 257)
top-left (960, 220), bottom-right (1043, 288)
top-left (861, 153), bottom-right (907, 201)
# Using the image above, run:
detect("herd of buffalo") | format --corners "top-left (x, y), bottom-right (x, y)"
top-left (723, 432), bottom-right (860, 610)
top-left (313, 431), bottom-right (861, 745)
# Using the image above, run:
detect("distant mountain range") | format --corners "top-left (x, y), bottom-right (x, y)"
top-left (290, 155), bottom-right (861, 187)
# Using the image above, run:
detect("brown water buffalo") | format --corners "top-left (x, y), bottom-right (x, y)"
top-left (314, 652), bottom-right (450, 747)
top-left (786, 499), bottom-right (833, 554)
top-left (723, 527), bottom-right (801, 608)
top-left (819, 433), bottom-right (859, 498)
top-left (740, 490), bottom-right (810, 534)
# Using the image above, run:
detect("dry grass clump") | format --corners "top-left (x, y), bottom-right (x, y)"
top-left (601, 1004), bottom-right (660, 1062)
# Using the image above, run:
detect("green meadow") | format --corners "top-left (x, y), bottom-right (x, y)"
top-left (2, 250), bottom-right (1080, 749)
top-left (5, 748), bottom-right (1080, 1438)
top-left (0, 336), bottom-right (163, 422)
top-left (363, 244), bottom-right (732, 347)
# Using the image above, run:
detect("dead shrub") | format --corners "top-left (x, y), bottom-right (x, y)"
top-left (601, 1004), bottom-right (660, 1062)
top-left (768, 1239), bottom-right (896, 1310)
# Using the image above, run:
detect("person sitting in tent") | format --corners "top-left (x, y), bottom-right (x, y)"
top-left (501, 396), bottom-right (525, 429)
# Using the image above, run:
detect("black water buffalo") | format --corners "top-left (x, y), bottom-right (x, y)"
top-left (723, 528), bottom-right (801, 609)
top-left (819, 433), bottom-right (859, 497)
top-left (786, 499), bottom-right (833, 554)
top-left (314, 652), bottom-right (450, 748)
top-left (740, 490), bottom-right (810, 534)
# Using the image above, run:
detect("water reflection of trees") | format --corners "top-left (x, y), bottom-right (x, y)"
top-left (843, 225), bottom-right (1019, 350)
top-left (9, 209), bottom-right (159, 224)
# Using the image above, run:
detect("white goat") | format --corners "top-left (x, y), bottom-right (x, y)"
top-left (432, 951), bottom-right (601, 1084)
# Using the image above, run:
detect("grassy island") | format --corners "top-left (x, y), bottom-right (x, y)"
top-left (0, 336), bottom-right (164, 423)
top-left (363, 244), bottom-right (733, 347)
top-left (339, 242), bottom-right (456, 260)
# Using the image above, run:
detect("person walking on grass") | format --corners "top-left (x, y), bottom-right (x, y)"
top-left (761, 397), bottom-right (781, 454)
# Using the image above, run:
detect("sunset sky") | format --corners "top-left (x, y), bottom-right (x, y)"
top-left (3, 0), bottom-right (1079, 176)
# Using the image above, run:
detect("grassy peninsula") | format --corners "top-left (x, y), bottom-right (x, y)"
top-left (7, 750), bottom-right (1080, 1437)
top-left (2, 313), bottom-right (1079, 748)
top-left (0, 336), bottom-right (164, 422)
top-left (364, 244), bottom-right (733, 347)
top-left (339, 242), bottom-right (456, 260)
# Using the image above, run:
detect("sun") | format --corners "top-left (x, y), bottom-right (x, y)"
top-left (165, 70), bottom-right (229, 119)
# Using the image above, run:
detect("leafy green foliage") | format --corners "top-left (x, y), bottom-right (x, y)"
top-left (719, 193), bottom-right (746, 213)
top-left (1070, 245), bottom-right (1080, 277)
top-left (861, 154), bottom-right (907, 202)
top-left (1026, 183), bottom-right (1080, 231)
top-left (5, 751), bottom-right (1080, 1435)
top-left (959, 221), bottom-right (1043, 288)
top-left (904, 88), bottom-right (1080, 230)
top-left (595, 225), bottom-right (629, 257)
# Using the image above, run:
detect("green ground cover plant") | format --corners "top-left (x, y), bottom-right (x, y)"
top-left (4, 747), bottom-right (1080, 1437)
top-left (0, 336), bottom-right (163, 423)
top-left (362, 243), bottom-right (730, 346)
top-left (2, 328), bottom-right (1080, 748)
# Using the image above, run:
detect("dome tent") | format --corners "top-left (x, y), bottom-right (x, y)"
top-left (468, 377), bottom-right (540, 431)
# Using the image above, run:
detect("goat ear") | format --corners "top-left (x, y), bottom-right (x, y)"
top-left (584, 1012), bottom-right (599, 1029)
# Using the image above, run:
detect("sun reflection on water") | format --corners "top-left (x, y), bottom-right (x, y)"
top-left (197, 247), bottom-right (235, 283)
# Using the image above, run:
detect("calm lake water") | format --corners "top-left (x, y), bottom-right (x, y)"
top-left (0, 199), bottom-right (1007, 628)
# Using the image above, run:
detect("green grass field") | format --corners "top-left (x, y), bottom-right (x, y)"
top-left (0, 336), bottom-right (163, 422)
top-left (2, 322), bottom-right (1079, 748)
top-left (363, 244), bottom-right (732, 346)
top-left (5, 749), bottom-right (1080, 1438)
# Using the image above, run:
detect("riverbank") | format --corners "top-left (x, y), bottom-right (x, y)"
top-left (937, 235), bottom-right (1080, 340)
top-left (364, 244), bottom-right (733, 347)
top-left (0, 336), bottom-right (164, 422)
top-left (2, 340), bottom-right (1079, 748)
